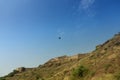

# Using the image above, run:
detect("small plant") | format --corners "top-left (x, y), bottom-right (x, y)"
top-left (104, 64), bottom-right (111, 71)
top-left (6, 70), bottom-right (18, 77)
top-left (71, 65), bottom-right (89, 80)
top-left (114, 72), bottom-right (120, 80)
top-left (115, 42), bottom-right (120, 46)
top-left (0, 77), bottom-right (5, 80)
top-left (37, 78), bottom-right (44, 80)
top-left (90, 70), bottom-right (96, 77)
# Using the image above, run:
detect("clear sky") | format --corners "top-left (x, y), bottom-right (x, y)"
top-left (0, 0), bottom-right (120, 76)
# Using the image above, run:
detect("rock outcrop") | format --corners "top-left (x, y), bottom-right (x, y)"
top-left (14, 67), bottom-right (26, 73)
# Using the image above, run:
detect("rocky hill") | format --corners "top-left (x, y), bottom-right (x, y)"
top-left (1, 33), bottom-right (120, 80)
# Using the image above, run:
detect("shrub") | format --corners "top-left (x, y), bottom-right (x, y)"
top-left (104, 64), bottom-right (111, 71)
top-left (90, 70), bottom-right (96, 77)
top-left (72, 65), bottom-right (89, 78)
top-left (114, 72), bottom-right (120, 80)
top-left (37, 78), bottom-right (44, 80)
top-left (6, 70), bottom-right (18, 77)
top-left (115, 42), bottom-right (120, 46)
top-left (0, 77), bottom-right (5, 80)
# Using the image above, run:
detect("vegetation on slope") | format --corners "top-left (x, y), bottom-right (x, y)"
top-left (2, 33), bottom-right (120, 80)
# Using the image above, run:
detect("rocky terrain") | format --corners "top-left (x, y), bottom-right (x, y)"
top-left (1, 33), bottom-right (120, 80)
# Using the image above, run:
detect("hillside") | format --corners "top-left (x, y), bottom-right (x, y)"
top-left (1, 33), bottom-right (120, 80)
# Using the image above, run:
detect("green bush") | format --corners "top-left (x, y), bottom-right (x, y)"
top-left (104, 64), bottom-right (111, 71)
top-left (6, 70), bottom-right (18, 77)
top-left (72, 65), bottom-right (89, 78)
top-left (115, 42), bottom-right (120, 46)
top-left (90, 70), bottom-right (95, 77)
top-left (37, 78), bottom-right (44, 80)
top-left (114, 72), bottom-right (120, 80)
top-left (0, 77), bottom-right (5, 80)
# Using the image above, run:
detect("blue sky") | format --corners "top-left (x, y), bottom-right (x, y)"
top-left (0, 0), bottom-right (120, 76)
